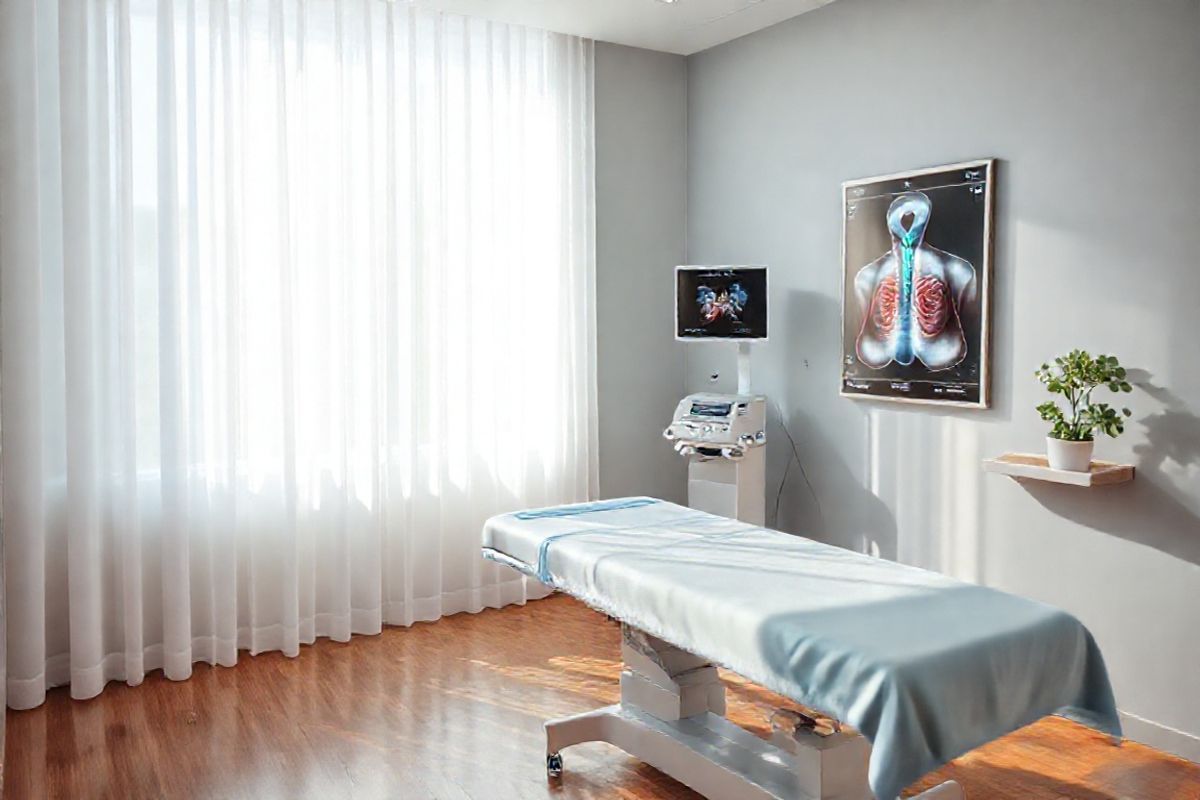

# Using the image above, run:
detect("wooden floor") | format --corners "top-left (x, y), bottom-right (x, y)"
top-left (5, 595), bottom-right (1198, 799)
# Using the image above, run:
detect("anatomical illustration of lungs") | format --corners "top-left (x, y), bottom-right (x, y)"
top-left (853, 192), bottom-right (977, 372)
top-left (840, 159), bottom-right (993, 407)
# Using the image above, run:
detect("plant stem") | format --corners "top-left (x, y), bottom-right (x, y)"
top-left (1077, 384), bottom-right (1098, 439)
top-left (1068, 386), bottom-right (1080, 438)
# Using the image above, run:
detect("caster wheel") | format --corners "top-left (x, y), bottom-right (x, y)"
top-left (546, 752), bottom-right (563, 779)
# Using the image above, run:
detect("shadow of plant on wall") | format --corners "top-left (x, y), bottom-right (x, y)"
top-left (1018, 372), bottom-right (1200, 567)
top-left (1137, 408), bottom-right (1200, 463)
top-left (1132, 375), bottom-right (1200, 474)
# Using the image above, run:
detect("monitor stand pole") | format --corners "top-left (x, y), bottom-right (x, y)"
top-left (736, 342), bottom-right (752, 395)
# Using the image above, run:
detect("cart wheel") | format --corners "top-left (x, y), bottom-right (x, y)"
top-left (546, 751), bottom-right (563, 778)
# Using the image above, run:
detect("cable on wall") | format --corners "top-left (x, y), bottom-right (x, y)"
top-left (770, 399), bottom-right (824, 532)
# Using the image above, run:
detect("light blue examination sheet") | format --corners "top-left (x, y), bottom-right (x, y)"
top-left (482, 498), bottom-right (1120, 800)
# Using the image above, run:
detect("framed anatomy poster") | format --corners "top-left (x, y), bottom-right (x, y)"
top-left (840, 159), bottom-right (995, 408)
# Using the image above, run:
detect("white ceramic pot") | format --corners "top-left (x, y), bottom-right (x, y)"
top-left (1046, 436), bottom-right (1094, 472)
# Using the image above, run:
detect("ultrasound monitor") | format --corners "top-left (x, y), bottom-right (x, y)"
top-left (675, 266), bottom-right (768, 341)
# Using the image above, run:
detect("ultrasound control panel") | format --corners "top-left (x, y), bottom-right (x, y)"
top-left (663, 393), bottom-right (766, 458)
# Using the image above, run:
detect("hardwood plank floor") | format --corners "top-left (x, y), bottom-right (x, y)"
top-left (5, 595), bottom-right (1198, 799)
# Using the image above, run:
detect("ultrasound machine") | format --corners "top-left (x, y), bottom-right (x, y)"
top-left (664, 265), bottom-right (768, 524)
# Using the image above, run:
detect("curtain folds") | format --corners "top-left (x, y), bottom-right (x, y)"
top-left (0, 0), bottom-right (596, 710)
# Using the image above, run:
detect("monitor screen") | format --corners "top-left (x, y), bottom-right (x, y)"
top-left (675, 266), bottom-right (768, 340)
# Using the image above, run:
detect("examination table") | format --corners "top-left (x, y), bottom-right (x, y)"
top-left (481, 497), bottom-right (1120, 800)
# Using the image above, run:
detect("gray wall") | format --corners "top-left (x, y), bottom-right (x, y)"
top-left (595, 43), bottom-right (688, 503)
top-left (685, 0), bottom-right (1200, 759)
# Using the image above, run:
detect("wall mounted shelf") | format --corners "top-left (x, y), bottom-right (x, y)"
top-left (982, 453), bottom-right (1134, 487)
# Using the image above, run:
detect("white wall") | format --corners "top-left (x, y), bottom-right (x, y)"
top-left (595, 43), bottom-right (688, 503)
top-left (684, 0), bottom-right (1200, 760)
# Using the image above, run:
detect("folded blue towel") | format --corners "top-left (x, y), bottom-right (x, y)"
top-left (514, 497), bottom-right (658, 520)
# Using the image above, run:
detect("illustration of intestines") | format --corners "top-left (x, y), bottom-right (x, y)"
top-left (854, 192), bottom-right (977, 372)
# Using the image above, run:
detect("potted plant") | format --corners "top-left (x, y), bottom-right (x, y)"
top-left (1035, 350), bottom-right (1133, 472)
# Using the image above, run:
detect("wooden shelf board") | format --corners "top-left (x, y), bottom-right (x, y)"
top-left (982, 453), bottom-right (1134, 487)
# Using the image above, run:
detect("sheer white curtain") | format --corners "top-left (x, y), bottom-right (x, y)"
top-left (0, 0), bottom-right (595, 710)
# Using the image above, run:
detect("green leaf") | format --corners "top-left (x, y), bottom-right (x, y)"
top-left (1037, 349), bottom-right (1135, 439)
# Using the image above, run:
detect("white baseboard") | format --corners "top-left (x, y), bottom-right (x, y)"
top-left (1119, 710), bottom-right (1200, 764)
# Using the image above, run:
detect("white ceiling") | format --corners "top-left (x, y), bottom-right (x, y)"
top-left (408, 0), bottom-right (836, 56)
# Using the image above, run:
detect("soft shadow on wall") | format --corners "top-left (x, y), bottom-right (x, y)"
top-left (1017, 373), bottom-right (1200, 567)
top-left (759, 283), bottom-right (1199, 575)
top-left (769, 286), bottom-right (1009, 574)
top-left (769, 289), bottom-right (898, 560)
